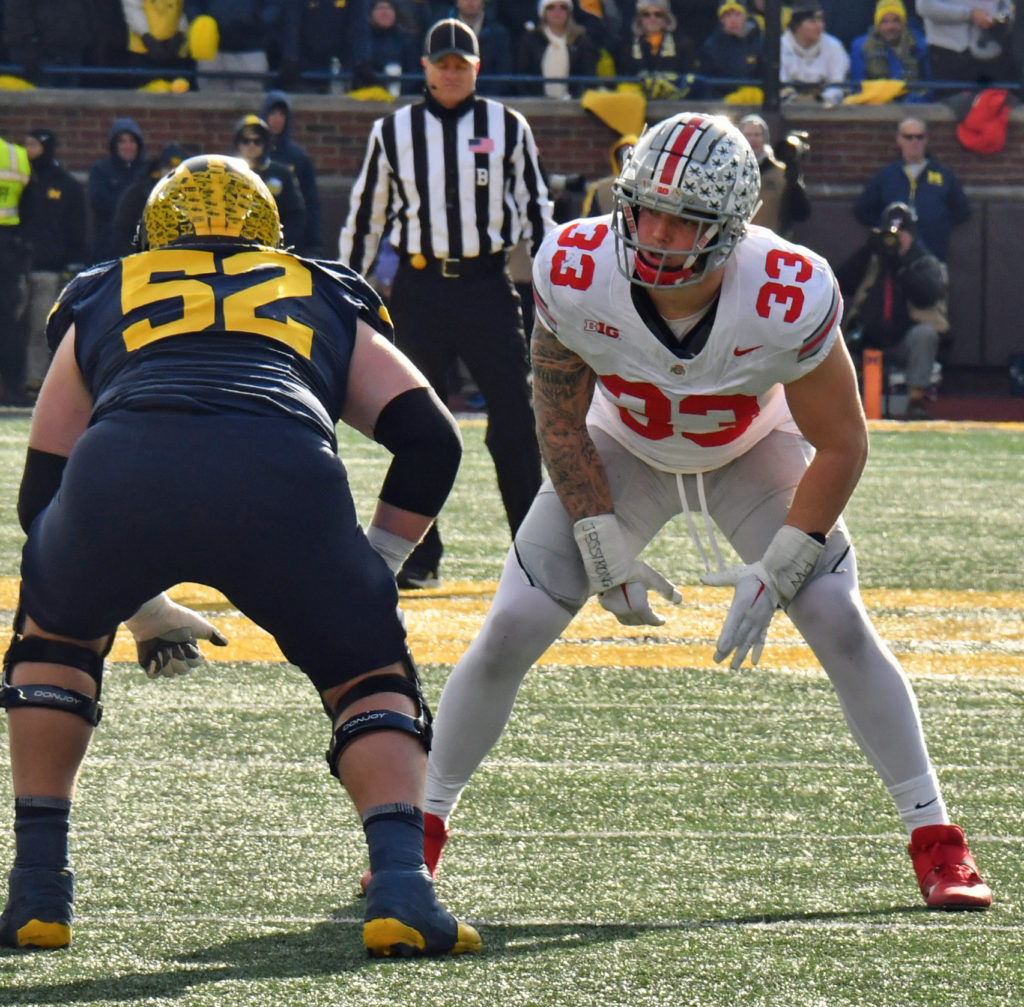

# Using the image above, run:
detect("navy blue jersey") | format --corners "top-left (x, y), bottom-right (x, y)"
top-left (46, 243), bottom-right (393, 446)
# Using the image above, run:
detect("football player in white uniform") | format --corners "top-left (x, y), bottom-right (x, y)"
top-left (419, 113), bottom-right (991, 910)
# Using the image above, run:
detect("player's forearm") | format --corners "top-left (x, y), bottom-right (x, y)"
top-left (538, 422), bottom-right (615, 522)
top-left (785, 445), bottom-right (865, 537)
top-left (531, 324), bottom-right (611, 521)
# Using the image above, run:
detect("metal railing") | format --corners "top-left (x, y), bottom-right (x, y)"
top-left (2, 61), bottom-right (1019, 103)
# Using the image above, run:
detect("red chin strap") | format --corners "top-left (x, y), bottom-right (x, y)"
top-left (634, 250), bottom-right (695, 286)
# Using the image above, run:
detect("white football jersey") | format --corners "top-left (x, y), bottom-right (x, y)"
top-left (532, 217), bottom-right (843, 473)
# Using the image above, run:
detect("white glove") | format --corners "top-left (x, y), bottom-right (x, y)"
top-left (700, 525), bottom-right (824, 670)
top-left (573, 514), bottom-right (681, 627)
top-left (124, 593), bottom-right (229, 678)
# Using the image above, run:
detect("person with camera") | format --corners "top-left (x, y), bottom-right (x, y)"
top-left (837, 201), bottom-right (949, 420)
top-left (738, 114), bottom-right (812, 239)
top-left (917, 0), bottom-right (1017, 86)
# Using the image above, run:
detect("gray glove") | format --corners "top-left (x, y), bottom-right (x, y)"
top-left (125, 593), bottom-right (228, 678)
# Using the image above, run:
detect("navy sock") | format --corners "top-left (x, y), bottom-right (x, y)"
top-left (13, 797), bottom-right (72, 871)
top-left (363, 803), bottom-right (424, 875)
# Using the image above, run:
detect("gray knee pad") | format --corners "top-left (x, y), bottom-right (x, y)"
top-left (1, 635), bottom-right (105, 727)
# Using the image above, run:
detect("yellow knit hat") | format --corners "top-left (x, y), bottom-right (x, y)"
top-left (718, 1), bottom-right (746, 15)
top-left (874, 0), bottom-right (906, 25)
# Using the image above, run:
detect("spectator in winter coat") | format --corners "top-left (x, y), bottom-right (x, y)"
top-left (280, 0), bottom-right (371, 92)
top-left (259, 89), bottom-right (323, 254)
top-left (838, 201), bottom-right (949, 419)
top-left (699, 1), bottom-right (763, 95)
top-left (517, 0), bottom-right (598, 97)
top-left (18, 127), bottom-right (88, 394)
top-left (618, 0), bottom-right (699, 99)
top-left (849, 0), bottom-right (931, 101)
top-left (738, 113), bottom-right (811, 238)
top-left (453, 0), bottom-right (514, 94)
top-left (232, 114), bottom-right (306, 250)
top-left (110, 143), bottom-right (188, 258)
top-left (87, 117), bottom-right (147, 263)
top-left (853, 116), bottom-right (970, 261)
top-left (780, 0), bottom-right (850, 105)
top-left (364, 0), bottom-right (421, 94)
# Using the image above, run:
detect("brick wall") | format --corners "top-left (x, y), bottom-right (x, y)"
top-left (4, 90), bottom-right (1024, 186)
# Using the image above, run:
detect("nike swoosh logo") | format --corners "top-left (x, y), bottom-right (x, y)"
top-left (733, 345), bottom-right (763, 356)
top-left (915, 798), bottom-right (938, 809)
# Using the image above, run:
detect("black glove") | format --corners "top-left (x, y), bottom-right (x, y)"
top-left (142, 32), bottom-right (185, 64)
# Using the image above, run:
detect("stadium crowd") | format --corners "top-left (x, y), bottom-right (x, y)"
top-left (1, 0), bottom-right (1020, 97)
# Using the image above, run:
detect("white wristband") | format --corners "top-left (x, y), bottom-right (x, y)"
top-left (124, 593), bottom-right (172, 638)
top-left (762, 525), bottom-right (825, 605)
top-left (366, 525), bottom-right (418, 575)
top-left (572, 513), bottom-right (632, 594)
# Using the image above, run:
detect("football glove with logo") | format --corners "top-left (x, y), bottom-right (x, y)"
top-left (125, 593), bottom-right (228, 678)
top-left (573, 514), bottom-right (681, 626)
top-left (701, 525), bottom-right (824, 669)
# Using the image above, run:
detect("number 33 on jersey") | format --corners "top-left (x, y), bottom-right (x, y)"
top-left (532, 217), bottom-right (843, 473)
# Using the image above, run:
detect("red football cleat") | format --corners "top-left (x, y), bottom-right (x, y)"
top-left (360, 812), bottom-right (450, 895)
top-left (908, 823), bottom-right (992, 910)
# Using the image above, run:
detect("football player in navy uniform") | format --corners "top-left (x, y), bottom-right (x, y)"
top-left (0, 155), bottom-right (480, 958)
top-left (416, 113), bottom-right (992, 913)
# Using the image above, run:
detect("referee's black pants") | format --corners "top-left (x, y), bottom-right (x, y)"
top-left (389, 258), bottom-right (542, 573)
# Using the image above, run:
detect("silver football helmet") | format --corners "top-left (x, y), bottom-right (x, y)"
top-left (611, 112), bottom-right (761, 288)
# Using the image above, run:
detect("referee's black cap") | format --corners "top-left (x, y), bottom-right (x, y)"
top-left (424, 18), bottom-right (481, 64)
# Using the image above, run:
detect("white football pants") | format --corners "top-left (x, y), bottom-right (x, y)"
top-left (425, 427), bottom-right (946, 831)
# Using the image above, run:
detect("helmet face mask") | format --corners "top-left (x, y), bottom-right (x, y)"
top-left (139, 154), bottom-right (283, 251)
top-left (611, 113), bottom-right (761, 288)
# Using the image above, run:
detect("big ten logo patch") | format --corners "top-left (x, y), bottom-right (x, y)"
top-left (584, 318), bottom-right (620, 338)
top-left (476, 168), bottom-right (489, 187)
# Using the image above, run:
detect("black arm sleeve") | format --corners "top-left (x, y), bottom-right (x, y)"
top-left (372, 386), bottom-right (463, 517)
top-left (18, 448), bottom-right (68, 533)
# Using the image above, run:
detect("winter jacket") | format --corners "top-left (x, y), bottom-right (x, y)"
top-left (280, 0), bottom-right (371, 74)
top-left (516, 22), bottom-right (597, 97)
top-left (698, 21), bottom-right (763, 93)
top-left (366, 23), bottom-right (422, 92)
top-left (258, 90), bottom-right (322, 253)
top-left (854, 157), bottom-right (970, 261)
top-left (19, 139), bottom-right (88, 271)
top-left (838, 237), bottom-right (949, 348)
top-left (779, 28), bottom-right (849, 103)
top-left (88, 117), bottom-right (147, 262)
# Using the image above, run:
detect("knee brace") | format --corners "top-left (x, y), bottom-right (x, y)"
top-left (325, 660), bottom-right (433, 779)
top-left (1, 635), bottom-right (105, 727)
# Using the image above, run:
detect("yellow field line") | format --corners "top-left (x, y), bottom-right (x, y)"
top-left (0, 579), bottom-right (1019, 677)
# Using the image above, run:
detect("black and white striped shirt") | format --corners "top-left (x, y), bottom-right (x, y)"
top-left (339, 92), bottom-right (555, 275)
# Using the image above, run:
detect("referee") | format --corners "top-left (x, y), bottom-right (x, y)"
top-left (339, 18), bottom-right (555, 589)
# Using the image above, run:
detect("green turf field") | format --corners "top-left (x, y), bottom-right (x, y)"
top-left (0, 413), bottom-right (1021, 1007)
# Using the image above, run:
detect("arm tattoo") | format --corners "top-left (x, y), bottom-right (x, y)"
top-left (531, 322), bottom-right (615, 520)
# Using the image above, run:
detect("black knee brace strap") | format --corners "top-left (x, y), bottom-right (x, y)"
top-left (325, 671), bottom-right (434, 778)
top-left (1, 635), bottom-right (105, 726)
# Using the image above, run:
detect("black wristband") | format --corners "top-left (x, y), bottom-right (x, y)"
top-left (18, 448), bottom-right (68, 534)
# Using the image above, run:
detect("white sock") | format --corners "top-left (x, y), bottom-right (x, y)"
top-left (888, 768), bottom-right (949, 836)
top-left (424, 547), bottom-right (574, 820)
